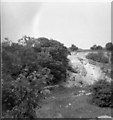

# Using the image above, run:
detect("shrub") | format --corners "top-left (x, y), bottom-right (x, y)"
top-left (2, 68), bottom-right (52, 118)
top-left (2, 37), bottom-right (69, 118)
top-left (86, 52), bottom-right (109, 63)
top-left (2, 83), bottom-right (18, 111)
top-left (91, 79), bottom-right (113, 108)
top-left (90, 45), bottom-right (103, 50)
top-left (69, 44), bottom-right (78, 51)
top-left (105, 42), bottom-right (113, 51)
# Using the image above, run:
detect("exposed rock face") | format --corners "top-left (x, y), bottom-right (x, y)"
top-left (66, 51), bottom-right (111, 87)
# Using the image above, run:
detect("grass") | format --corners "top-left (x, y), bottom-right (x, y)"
top-left (36, 86), bottom-right (111, 118)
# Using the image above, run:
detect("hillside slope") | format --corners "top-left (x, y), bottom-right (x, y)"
top-left (66, 51), bottom-right (111, 87)
top-left (35, 51), bottom-right (112, 118)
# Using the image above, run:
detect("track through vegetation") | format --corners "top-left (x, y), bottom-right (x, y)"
top-left (36, 86), bottom-right (111, 118)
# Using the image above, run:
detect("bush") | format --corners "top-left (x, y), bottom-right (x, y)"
top-left (2, 68), bottom-right (52, 118)
top-left (90, 45), bottom-right (103, 50)
top-left (105, 42), bottom-right (113, 51)
top-left (86, 52), bottom-right (109, 63)
top-left (91, 79), bottom-right (113, 108)
top-left (2, 83), bottom-right (18, 111)
top-left (69, 44), bottom-right (78, 51)
top-left (2, 37), bottom-right (69, 118)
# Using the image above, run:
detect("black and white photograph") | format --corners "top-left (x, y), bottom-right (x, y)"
top-left (1, 0), bottom-right (113, 118)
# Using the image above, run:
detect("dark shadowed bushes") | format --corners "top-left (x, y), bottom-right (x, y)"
top-left (69, 44), bottom-right (78, 51)
top-left (90, 79), bottom-right (113, 108)
top-left (90, 45), bottom-right (103, 50)
top-left (105, 42), bottom-right (113, 51)
top-left (2, 36), bottom-right (69, 118)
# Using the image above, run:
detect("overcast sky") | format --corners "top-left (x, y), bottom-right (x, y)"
top-left (1, 1), bottom-right (111, 49)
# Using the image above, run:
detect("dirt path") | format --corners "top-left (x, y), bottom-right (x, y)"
top-left (36, 86), bottom-right (111, 118)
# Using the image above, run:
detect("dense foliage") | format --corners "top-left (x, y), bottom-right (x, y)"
top-left (86, 51), bottom-right (109, 63)
top-left (111, 50), bottom-right (113, 79)
top-left (90, 79), bottom-right (113, 108)
top-left (2, 36), bottom-right (69, 118)
top-left (2, 37), bottom-right (112, 118)
top-left (69, 44), bottom-right (78, 51)
top-left (90, 45), bottom-right (103, 50)
top-left (105, 42), bottom-right (113, 51)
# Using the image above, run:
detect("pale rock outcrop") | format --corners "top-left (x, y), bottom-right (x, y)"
top-left (66, 51), bottom-right (111, 87)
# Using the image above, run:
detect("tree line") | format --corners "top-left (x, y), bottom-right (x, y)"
top-left (69, 42), bottom-right (113, 51)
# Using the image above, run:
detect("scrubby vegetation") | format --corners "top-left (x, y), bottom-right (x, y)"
top-left (86, 51), bottom-right (109, 64)
top-left (69, 44), bottom-right (78, 51)
top-left (2, 36), bottom-right (69, 118)
top-left (2, 37), bottom-right (112, 118)
top-left (90, 44), bottom-right (103, 50)
top-left (90, 79), bottom-right (113, 108)
top-left (105, 42), bottom-right (113, 51)
top-left (87, 43), bottom-right (112, 108)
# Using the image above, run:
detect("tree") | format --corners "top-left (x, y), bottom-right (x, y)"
top-left (90, 45), bottom-right (97, 50)
top-left (105, 42), bottom-right (113, 51)
top-left (90, 45), bottom-right (103, 50)
top-left (69, 44), bottom-right (78, 51)
top-left (34, 37), bottom-right (69, 84)
top-left (2, 38), bottom-right (12, 46)
top-left (96, 45), bottom-right (103, 50)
